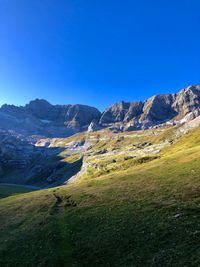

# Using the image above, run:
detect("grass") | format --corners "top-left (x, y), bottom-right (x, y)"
top-left (0, 126), bottom-right (200, 266)
top-left (0, 184), bottom-right (33, 199)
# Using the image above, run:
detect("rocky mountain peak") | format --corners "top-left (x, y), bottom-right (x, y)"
top-left (99, 84), bottom-right (200, 130)
top-left (142, 94), bottom-right (176, 122)
top-left (0, 100), bottom-right (101, 139)
top-left (100, 101), bottom-right (143, 125)
top-left (1, 84), bottom-right (200, 138)
top-left (25, 99), bottom-right (54, 119)
top-left (172, 85), bottom-right (200, 118)
top-left (27, 98), bottom-right (52, 106)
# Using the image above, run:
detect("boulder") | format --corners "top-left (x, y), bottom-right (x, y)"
top-left (88, 120), bottom-right (101, 132)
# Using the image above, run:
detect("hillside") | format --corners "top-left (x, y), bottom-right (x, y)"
top-left (0, 125), bottom-right (200, 266)
top-left (2, 84), bottom-right (200, 187)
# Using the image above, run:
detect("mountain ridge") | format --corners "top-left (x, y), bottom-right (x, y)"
top-left (1, 84), bottom-right (200, 139)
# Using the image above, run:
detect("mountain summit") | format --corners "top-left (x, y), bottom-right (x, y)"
top-left (100, 84), bottom-right (200, 131)
top-left (0, 100), bottom-right (101, 138)
top-left (1, 84), bottom-right (200, 139)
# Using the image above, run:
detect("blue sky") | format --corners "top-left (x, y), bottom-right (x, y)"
top-left (0, 0), bottom-right (200, 110)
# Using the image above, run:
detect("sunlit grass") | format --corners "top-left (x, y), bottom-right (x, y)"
top-left (0, 126), bottom-right (200, 266)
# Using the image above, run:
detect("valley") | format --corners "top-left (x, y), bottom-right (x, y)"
top-left (1, 84), bottom-right (200, 266)
top-left (1, 122), bottom-right (200, 266)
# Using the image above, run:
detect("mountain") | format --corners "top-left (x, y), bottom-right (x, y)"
top-left (1, 84), bottom-right (200, 266)
top-left (100, 84), bottom-right (200, 130)
top-left (0, 100), bottom-right (101, 139)
top-left (1, 113), bottom-right (200, 266)
top-left (1, 84), bottom-right (200, 141)
top-left (2, 83), bottom-right (200, 185)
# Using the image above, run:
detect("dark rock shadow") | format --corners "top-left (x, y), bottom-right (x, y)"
top-left (0, 145), bottom-right (83, 189)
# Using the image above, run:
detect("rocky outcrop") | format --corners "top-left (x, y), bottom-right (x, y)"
top-left (1, 84), bottom-right (200, 139)
top-left (0, 100), bottom-right (101, 139)
top-left (25, 99), bottom-right (55, 119)
top-left (142, 94), bottom-right (176, 122)
top-left (100, 101), bottom-right (143, 125)
top-left (99, 84), bottom-right (200, 130)
top-left (87, 120), bottom-right (101, 132)
top-left (172, 85), bottom-right (200, 118)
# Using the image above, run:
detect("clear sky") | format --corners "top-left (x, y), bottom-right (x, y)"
top-left (0, 0), bottom-right (200, 110)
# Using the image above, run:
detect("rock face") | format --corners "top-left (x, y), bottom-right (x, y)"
top-left (1, 84), bottom-right (200, 139)
top-left (100, 101), bottom-right (143, 125)
top-left (0, 99), bottom-right (101, 139)
top-left (87, 120), bottom-right (101, 132)
top-left (99, 84), bottom-right (200, 130)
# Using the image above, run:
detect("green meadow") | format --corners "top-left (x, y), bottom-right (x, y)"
top-left (0, 126), bottom-right (200, 266)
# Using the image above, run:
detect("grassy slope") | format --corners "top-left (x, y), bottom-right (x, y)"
top-left (0, 127), bottom-right (200, 266)
top-left (0, 185), bottom-right (33, 199)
